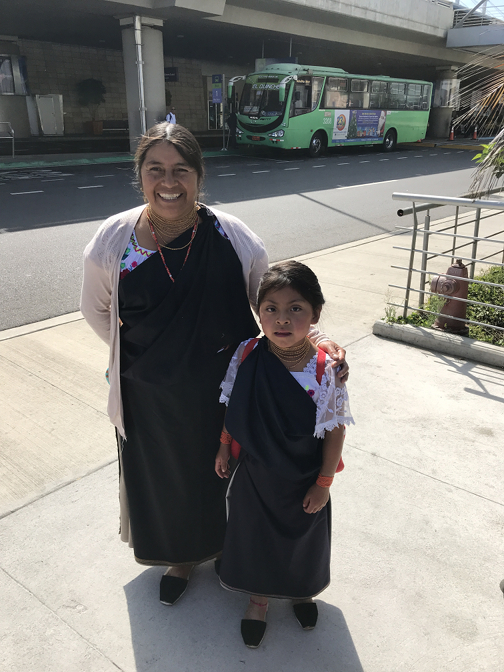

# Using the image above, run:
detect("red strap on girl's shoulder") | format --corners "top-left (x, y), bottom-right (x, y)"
top-left (230, 338), bottom-right (259, 461)
top-left (316, 347), bottom-right (326, 385)
top-left (241, 337), bottom-right (259, 362)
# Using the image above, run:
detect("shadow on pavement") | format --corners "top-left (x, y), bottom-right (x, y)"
top-left (124, 563), bottom-right (364, 672)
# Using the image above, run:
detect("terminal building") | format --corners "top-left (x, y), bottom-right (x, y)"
top-left (0, 0), bottom-right (501, 147)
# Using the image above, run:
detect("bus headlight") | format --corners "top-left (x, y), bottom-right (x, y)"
top-left (268, 130), bottom-right (285, 137)
top-left (236, 129), bottom-right (243, 137)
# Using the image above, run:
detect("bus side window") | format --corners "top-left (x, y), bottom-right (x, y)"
top-left (388, 82), bottom-right (406, 110)
top-left (349, 79), bottom-right (369, 109)
top-left (370, 81), bottom-right (387, 109)
top-left (406, 83), bottom-right (422, 110)
top-left (321, 77), bottom-right (348, 110)
top-left (421, 84), bottom-right (432, 111)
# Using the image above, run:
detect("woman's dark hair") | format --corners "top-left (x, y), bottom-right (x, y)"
top-left (134, 122), bottom-right (205, 190)
top-left (257, 260), bottom-right (325, 313)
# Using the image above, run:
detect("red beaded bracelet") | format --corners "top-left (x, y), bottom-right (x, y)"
top-left (316, 474), bottom-right (334, 488)
top-left (220, 431), bottom-right (232, 445)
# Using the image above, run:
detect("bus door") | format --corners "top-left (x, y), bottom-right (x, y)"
top-left (289, 77), bottom-right (324, 118)
top-left (287, 76), bottom-right (324, 145)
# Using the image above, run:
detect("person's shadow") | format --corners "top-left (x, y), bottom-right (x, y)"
top-left (124, 562), bottom-right (363, 672)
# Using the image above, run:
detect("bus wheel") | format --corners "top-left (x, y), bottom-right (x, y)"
top-left (308, 132), bottom-right (326, 158)
top-left (383, 129), bottom-right (397, 152)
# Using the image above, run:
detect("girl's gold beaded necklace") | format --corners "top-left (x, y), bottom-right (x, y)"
top-left (268, 337), bottom-right (311, 370)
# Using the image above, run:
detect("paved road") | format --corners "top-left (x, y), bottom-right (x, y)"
top-left (0, 146), bottom-right (478, 330)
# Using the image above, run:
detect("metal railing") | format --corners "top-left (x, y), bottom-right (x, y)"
top-left (0, 122), bottom-right (14, 158)
top-left (453, 8), bottom-right (502, 26)
top-left (387, 192), bottom-right (504, 334)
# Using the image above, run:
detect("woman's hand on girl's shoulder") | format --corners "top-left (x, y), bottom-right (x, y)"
top-left (303, 483), bottom-right (330, 514)
top-left (215, 444), bottom-right (231, 479)
top-left (318, 341), bottom-right (349, 383)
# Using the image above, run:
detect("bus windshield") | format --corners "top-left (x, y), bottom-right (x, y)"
top-left (239, 75), bottom-right (288, 118)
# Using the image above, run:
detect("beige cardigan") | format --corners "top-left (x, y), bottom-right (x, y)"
top-left (81, 204), bottom-right (328, 437)
top-left (81, 204), bottom-right (271, 437)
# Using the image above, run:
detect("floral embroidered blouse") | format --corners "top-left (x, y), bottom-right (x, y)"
top-left (120, 213), bottom-right (230, 280)
top-left (220, 338), bottom-right (354, 439)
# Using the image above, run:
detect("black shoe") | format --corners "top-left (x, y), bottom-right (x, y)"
top-left (160, 575), bottom-right (189, 606)
top-left (214, 558), bottom-right (221, 576)
top-left (241, 619), bottom-right (267, 648)
top-left (293, 602), bottom-right (318, 630)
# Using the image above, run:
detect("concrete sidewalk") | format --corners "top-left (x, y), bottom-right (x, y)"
top-left (1, 229), bottom-right (503, 671)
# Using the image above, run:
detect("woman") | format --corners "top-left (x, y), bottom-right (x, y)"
top-left (80, 123), bottom-right (348, 606)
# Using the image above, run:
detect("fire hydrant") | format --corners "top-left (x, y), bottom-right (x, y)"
top-left (430, 259), bottom-right (469, 334)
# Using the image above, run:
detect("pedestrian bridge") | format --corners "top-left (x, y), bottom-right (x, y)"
top-left (447, 1), bottom-right (504, 52)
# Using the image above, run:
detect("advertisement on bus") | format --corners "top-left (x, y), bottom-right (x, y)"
top-left (331, 109), bottom-right (387, 143)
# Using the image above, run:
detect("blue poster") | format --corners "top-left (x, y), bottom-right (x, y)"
top-left (346, 110), bottom-right (386, 141)
top-left (212, 74), bottom-right (223, 103)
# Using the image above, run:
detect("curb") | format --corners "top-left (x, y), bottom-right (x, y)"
top-left (372, 321), bottom-right (504, 368)
top-left (0, 148), bottom-right (242, 170)
top-left (402, 142), bottom-right (483, 151)
top-left (0, 155), bottom-right (133, 170)
top-left (0, 312), bottom-right (83, 341)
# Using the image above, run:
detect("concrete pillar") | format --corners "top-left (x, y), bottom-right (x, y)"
top-left (428, 66), bottom-right (459, 139)
top-left (120, 16), bottom-right (166, 153)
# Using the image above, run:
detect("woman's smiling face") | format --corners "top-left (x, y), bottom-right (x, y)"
top-left (140, 142), bottom-right (199, 219)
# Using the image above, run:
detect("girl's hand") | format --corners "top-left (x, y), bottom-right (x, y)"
top-left (317, 340), bottom-right (349, 382)
top-left (303, 484), bottom-right (330, 514)
top-left (215, 444), bottom-right (231, 479)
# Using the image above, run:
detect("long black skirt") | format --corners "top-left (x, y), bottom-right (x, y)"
top-left (219, 452), bottom-right (331, 599)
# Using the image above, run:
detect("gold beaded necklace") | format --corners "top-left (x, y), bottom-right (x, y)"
top-left (146, 203), bottom-right (199, 245)
top-left (268, 337), bottom-right (311, 370)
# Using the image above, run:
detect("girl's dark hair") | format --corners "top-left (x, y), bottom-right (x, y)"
top-left (257, 260), bottom-right (325, 313)
top-left (134, 122), bottom-right (205, 190)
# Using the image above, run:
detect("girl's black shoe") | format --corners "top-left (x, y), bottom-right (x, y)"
top-left (241, 619), bottom-right (267, 648)
top-left (293, 602), bottom-right (318, 629)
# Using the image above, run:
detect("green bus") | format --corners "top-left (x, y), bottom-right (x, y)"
top-left (228, 63), bottom-right (432, 157)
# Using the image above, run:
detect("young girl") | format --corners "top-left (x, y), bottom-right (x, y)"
top-left (215, 260), bottom-right (354, 648)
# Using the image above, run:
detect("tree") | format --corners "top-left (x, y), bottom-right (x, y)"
top-left (76, 78), bottom-right (106, 121)
top-left (347, 112), bottom-right (358, 139)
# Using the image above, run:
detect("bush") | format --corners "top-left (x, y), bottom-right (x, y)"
top-left (467, 265), bottom-right (504, 346)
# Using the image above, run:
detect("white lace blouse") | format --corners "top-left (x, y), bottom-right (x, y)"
top-left (220, 338), bottom-right (354, 439)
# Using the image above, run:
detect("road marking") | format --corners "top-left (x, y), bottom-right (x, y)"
top-left (312, 165), bottom-right (325, 168)
top-left (284, 167), bottom-right (300, 170)
top-left (246, 163), bottom-right (261, 166)
top-left (414, 155), bottom-right (423, 158)
top-left (397, 157), bottom-right (407, 160)
top-left (78, 185), bottom-right (104, 189)
top-left (379, 158), bottom-right (389, 161)
top-left (457, 150), bottom-right (465, 153)
top-left (444, 152), bottom-right (451, 154)
top-left (216, 165), bottom-right (230, 168)
top-left (359, 160), bottom-right (370, 163)
top-left (41, 178), bottom-right (65, 182)
top-left (337, 179), bottom-right (397, 190)
top-left (252, 170), bottom-right (270, 173)
top-left (429, 153), bottom-right (438, 156)
top-left (94, 174), bottom-right (114, 178)
top-left (218, 173), bottom-right (236, 176)
top-left (10, 190), bottom-right (44, 195)
top-left (337, 162), bottom-right (349, 165)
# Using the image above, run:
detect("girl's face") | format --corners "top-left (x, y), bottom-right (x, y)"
top-left (259, 286), bottom-right (320, 349)
top-left (140, 142), bottom-right (199, 219)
